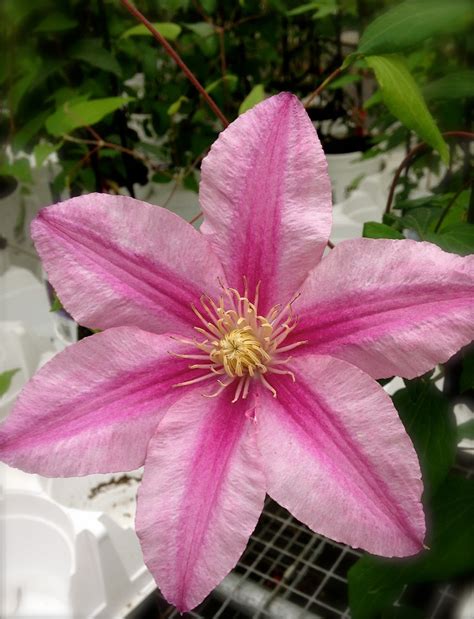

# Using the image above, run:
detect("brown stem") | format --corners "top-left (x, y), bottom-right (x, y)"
top-left (189, 211), bottom-right (203, 225)
top-left (120, 0), bottom-right (229, 128)
top-left (163, 179), bottom-right (180, 208)
top-left (63, 135), bottom-right (173, 176)
top-left (66, 144), bottom-right (101, 191)
top-left (385, 131), bottom-right (474, 215)
top-left (304, 66), bottom-right (342, 109)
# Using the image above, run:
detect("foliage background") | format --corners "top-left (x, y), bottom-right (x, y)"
top-left (1, 1), bottom-right (473, 617)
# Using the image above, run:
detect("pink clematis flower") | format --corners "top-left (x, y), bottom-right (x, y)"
top-left (1, 93), bottom-right (473, 612)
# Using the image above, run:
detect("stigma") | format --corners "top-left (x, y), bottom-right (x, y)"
top-left (172, 279), bottom-right (306, 402)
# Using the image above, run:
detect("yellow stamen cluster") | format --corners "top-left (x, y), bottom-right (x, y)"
top-left (172, 279), bottom-right (305, 402)
top-left (211, 328), bottom-right (269, 377)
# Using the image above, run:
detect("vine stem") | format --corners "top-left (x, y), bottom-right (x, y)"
top-left (304, 66), bottom-right (342, 109)
top-left (385, 131), bottom-right (474, 215)
top-left (120, 0), bottom-right (229, 128)
top-left (62, 134), bottom-right (171, 172)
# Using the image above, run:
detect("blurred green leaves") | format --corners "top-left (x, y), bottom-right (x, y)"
top-left (358, 0), bottom-right (473, 56)
top-left (393, 380), bottom-right (456, 493)
top-left (71, 40), bottom-right (123, 77)
top-left (46, 97), bottom-right (135, 136)
top-left (35, 13), bottom-right (77, 32)
top-left (349, 476), bottom-right (474, 619)
top-left (121, 22), bottom-right (182, 40)
top-left (425, 223), bottom-right (474, 257)
top-left (424, 71), bottom-right (474, 102)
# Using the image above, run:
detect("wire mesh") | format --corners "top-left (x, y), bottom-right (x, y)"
top-left (131, 453), bottom-right (473, 619)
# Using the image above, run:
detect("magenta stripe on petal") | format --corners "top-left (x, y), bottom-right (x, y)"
top-left (0, 328), bottom-right (199, 476)
top-left (294, 239), bottom-right (474, 379)
top-left (256, 355), bottom-right (425, 557)
top-left (32, 194), bottom-right (225, 335)
top-left (200, 93), bottom-right (332, 311)
top-left (41, 211), bottom-right (198, 319)
top-left (136, 390), bottom-right (265, 611)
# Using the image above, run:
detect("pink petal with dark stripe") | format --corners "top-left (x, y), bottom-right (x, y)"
top-left (256, 354), bottom-right (425, 557)
top-left (32, 193), bottom-right (225, 335)
top-left (293, 238), bottom-right (474, 379)
top-left (0, 328), bottom-right (200, 476)
top-left (199, 93), bottom-right (332, 312)
top-left (136, 390), bottom-right (265, 612)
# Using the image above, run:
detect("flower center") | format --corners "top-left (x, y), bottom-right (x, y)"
top-left (211, 328), bottom-right (268, 378)
top-left (172, 279), bottom-right (306, 402)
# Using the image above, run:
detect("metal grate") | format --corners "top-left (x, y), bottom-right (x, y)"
top-left (132, 454), bottom-right (473, 619)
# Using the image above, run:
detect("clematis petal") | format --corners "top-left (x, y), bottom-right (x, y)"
top-left (32, 193), bottom-right (224, 334)
top-left (0, 328), bottom-right (200, 476)
top-left (136, 390), bottom-right (266, 612)
top-left (294, 238), bottom-right (474, 379)
top-left (256, 354), bottom-right (425, 557)
top-left (200, 92), bottom-right (332, 312)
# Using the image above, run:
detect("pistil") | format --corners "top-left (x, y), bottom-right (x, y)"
top-left (172, 281), bottom-right (306, 401)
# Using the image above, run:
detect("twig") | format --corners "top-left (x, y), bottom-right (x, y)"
top-left (385, 131), bottom-right (474, 214)
top-left (304, 66), bottom-right (342, 109)
top-left (163, 178), bottom-right (180, 208)
top-left (62, 134), bottom-right (172, 175)
top-left (120, 0), bottom-right (229, 128)
top-left (189, 211), bottom-right (203, 225)
top-left (66, 145), bottom-right (101, 190)
top-left (85, 124), bottom-right (103, 142)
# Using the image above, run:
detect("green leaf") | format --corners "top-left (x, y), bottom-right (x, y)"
top-left (286, 0), bottom-right (337, 17)
top-left (363, 221), bottom-right (405, 240)
top-left (424, 71), bottom-right (474, 101)
top-left (184, 22), bottom-right (215, 37)
top-left (0, 369), bottom-right (20, 397)
top-left (205, 74), bottom-right (238, 94)
top-left (400, 208), bottom-right (439, 237)
top-left (0, 159), bottom-right (32, 184)
top-left (349, 476), bottom-right (474, 619)
top-left (394, 194), bottom-right (453, 211)
top-left (327, 74), bottom-right (361, 89)
top-left (424, 223), bottom-right (474, 256)
top-left (34, 143), bottom-right (59, 167)
top-left (121, 22), bottom-right (181, 40)
top-left (201, 0), bottom-right (217, 12)
top-left (365, 55), bottom-right (449, 163)
top-left (35, 13), bottom-right (77, 32)
top-left (71, 40), bottom-right (122, 77)
top-left (12, 111), bottom-right (50, 151)
top-left (239, 84), bottom-right (266, 115)
top-left (46, 97), bottom-right (135, 136)
top-left (458, 420), bottom-right (474, 441)
top-left (49, 294), bottom-right (63, 313)
top-left (393, 381), bottom-right (456, 493)
top-left (183, 171), bottom-right (199, 193)
top-left (358, 0), bottom-right (473, 56)
top-left (363, 89), bottom-right (382, 110)
top-left (167, 95), bottom-right (189, 116)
